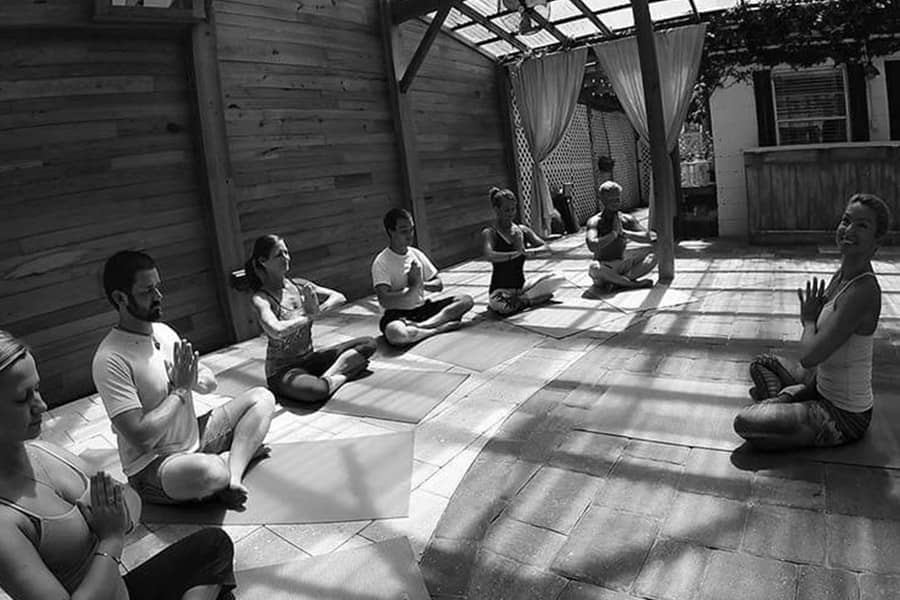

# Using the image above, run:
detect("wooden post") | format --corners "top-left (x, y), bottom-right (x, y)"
top-left (399, 1), bottom-right (451, 93)
top-left (189, 5), bottom-right (258, 340)
top-left (631, 0), bottom-right (676, 280)
top-left (380, 0), bottom-right (432, 254)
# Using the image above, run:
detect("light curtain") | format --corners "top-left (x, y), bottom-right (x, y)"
top-left (592, 24), bottom-right (707, 151)
top-left (510, 47), bottom-right (587, 234)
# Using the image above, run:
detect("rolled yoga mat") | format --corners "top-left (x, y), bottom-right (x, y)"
top-left (234, 536), bottom-right (430, 600)
top-left (140, 431), bottom-right (414, 525)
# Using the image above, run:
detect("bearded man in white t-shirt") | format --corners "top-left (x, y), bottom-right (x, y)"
top-left (371, 208), bottom-right (474, 346)
top-left (92, 251), bottom-right (274, 508)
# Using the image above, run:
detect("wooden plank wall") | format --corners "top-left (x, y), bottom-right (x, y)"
top-left (0, 30), bottom-right (228, 406)
top-left (401, 20), bottom-right (514, 267)
top-left (744, 144), bottom-right (900, 244)
top-left (214, 0), bottom-right (404, 299)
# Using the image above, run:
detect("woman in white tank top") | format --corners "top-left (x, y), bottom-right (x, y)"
top-left (734, 194), bottom-right (892, 450)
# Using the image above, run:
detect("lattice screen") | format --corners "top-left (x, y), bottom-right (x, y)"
top-left (588, 109), bottom-right (642, 211)
top-left (638, 138), bottom-right (652, 208)
top-left (544, 105), bottom-right (596, 225)
top-left (509, 85), bottom-right (535, 226)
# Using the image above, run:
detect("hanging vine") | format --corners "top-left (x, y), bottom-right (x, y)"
top-left (699, 0), bottom-right (900, 90)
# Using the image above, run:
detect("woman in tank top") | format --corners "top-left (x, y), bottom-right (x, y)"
top-left (734, 194), bottom-right (892, 450)
top-left (483, 188), bottom-right (567, 316)
top-left (0, 330), bottom-right (236, 600)
top-left (246, 235), bottom-right (376, 404)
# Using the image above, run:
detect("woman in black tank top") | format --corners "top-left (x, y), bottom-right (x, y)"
top-left (482, 188), bottom-right (567, 315)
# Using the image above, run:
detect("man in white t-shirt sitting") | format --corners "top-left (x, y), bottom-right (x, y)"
top-left (372, 208), bottom-right (474, 346)
top-left (92, 251), bottom-right (275, 508)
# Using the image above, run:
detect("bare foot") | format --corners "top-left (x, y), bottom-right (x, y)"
top-left (250, 444), bottom-right (271, 464)
top-left (333, 349), bottom-right (367, 376)
top-left (633, 278), bottom-right (655, 289)
top-left (216, 483), bottom-right (248, 510)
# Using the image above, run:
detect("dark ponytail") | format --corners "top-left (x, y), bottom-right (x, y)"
top-left (244, 234), bottom-right (283, 292)
top-left (489, 187), bottom-right (516, 208)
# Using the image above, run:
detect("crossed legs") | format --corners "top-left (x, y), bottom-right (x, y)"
top-left (384, 295), bottom-right (474, 346)
top-left (158, 386), bottom-right (275, 505)
top-left (589, 247), bottom-right (657, 290)
top-left (272, 337), bottom-right (377, 404)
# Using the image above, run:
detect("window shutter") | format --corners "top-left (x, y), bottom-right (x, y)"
top-left (847, 62), bottom-right (870, 142)
top-left (771, 67), bottom-right (849, 145)
top-left (752, 70), bottom-right (777, 146)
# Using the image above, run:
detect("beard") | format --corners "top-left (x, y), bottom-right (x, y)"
top-left (126, 295), bottom-right (162, 322)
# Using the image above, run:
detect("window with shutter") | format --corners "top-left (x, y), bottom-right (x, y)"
top-left (771, 66), bottom-right (850, 145)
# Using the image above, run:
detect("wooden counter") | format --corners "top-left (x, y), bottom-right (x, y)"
top-left (744, 142), bottom-right (900, 244)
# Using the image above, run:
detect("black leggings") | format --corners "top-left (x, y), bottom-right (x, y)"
top-left (123, 528), bottom-right (235, 600)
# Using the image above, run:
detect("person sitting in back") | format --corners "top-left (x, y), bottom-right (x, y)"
top-left (372, 208), bottom-right (474, 346)
top-left (483, 187), bottom-right (567, 315)
top-left (586, 180), bottom-right (658, 292)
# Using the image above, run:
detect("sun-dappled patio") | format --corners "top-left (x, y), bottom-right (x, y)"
top-left (23, 221), bottom-right (900, 599)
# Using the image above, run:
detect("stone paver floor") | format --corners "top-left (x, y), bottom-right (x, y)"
top-left (17, 220), bottom-right (900, 600)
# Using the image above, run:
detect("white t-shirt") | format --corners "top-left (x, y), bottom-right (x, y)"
top-left (92, 323), bottom-right (200, 476)
top-left (371, 246), bottom-right (438, 311)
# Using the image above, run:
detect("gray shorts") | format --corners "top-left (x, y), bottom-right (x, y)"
top-left (128, 402), bottom-right (238, 504)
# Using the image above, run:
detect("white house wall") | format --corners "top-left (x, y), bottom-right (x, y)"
top-left (868, 51), bottom-right (900, 142)
top-left (709, 55), bottom-right (899, 238)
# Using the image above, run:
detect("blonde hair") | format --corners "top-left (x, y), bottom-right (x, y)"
top-left (0, 330), bottom-right (28, 374)
top-left (848, 193), bottom-right (892, 238)
top-left (598, 181), bottom-right (622, 199)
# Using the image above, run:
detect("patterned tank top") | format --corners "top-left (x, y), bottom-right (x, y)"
top-left (261, 278), bottom-right (315, 378)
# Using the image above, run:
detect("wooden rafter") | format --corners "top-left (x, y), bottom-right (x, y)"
top-left (453, 1), bottom-right (529, 53)
top-left (400, 1), bottom-right (452, 92)
top-left (570, 0), bottom-right (613, 37)
top-left (527, 5), bottom-right (568, 43)
top-left (687, 0), bottom-right (701, 21)
top-left (392, 0), bottom-right (443, 23)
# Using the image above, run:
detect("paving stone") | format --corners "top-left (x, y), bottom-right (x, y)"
top-left (828, 514), bottom-right (900, 574)
top-left (420, 438), bottom-right (487, 497)
top-left (433, 458), bottom-right (539, 540)
top-left (412, 459), bottom-right (440, 490)
top-left (420, 537), bottom-right (480, 597)
top-left (520, 430), bottom-right (567, 463)
top-left (633, 539), bottom-right (710, 600)
top-left (751, 473), bottom-right (826, 510)
top-left (482, 517), bottom-right (568, 569)
top-left (698, 550), bottom-right (797, 600)
top-left (359, 489), bottom-right (449, 558)
top-left (825, 464), bottom-right (900, 520)
top-left (623, 439), bottom-right (690, 465)
top-left (499, 564), bottom-right (569, 600)
top-left (680, 447), bottom-right (752, 500)
top-left (742, 504), bottom-right (826, 564)
top-left (507, 466), bottom-right (603, 534)
top-left (549, 430), bottom-right (627, 477)
top-left (661, 491), bottom-right (747, 550)
top-left (594, 456), bottom-right (681, 519)
top-left (233, 526), bottom-right (307, 571)
top-left (552, 506), bottom-right (658, 591)
top-left (797, 566), bottom-right (859, 600)
top-left (467, 550), bottom-right (521, 600)
top-left (268, 520), bottom-right (369, 556)
top-left (859, 573), bottom-right (900, 600)
top-left (557, 581), bottom-right (641, 600)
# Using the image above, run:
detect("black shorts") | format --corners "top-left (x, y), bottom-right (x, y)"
top-left (379, 296), bottom-right (457, 335)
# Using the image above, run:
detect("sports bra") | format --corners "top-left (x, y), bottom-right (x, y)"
top-left (0, 441), bottom-right (97, 593)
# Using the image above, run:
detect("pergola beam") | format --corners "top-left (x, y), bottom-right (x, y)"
top-left (528, 7), bottom-right (568, 43)
top-left (687, 0), bottom-right (701, 21)
top-left (570, 0), bottom-right (613, 37)
top-left (400, 1), bottom-right (452, 92)
top-left (453, 0), bottom-right (529, 53)
top-left (392, 0), bottom-right (443, 23)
